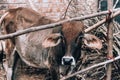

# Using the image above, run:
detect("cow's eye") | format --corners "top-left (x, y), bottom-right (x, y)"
top-left (75, 36), bottom-right (82, 43)
top-left (75, 34), bottom-right (84, 46)
top-left (75, 37), bottom-right (80, 44)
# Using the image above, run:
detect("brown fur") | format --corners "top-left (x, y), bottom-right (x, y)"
top-left (1, 7), bottom-right (57, 66)
top-left (2, 7), bottom-right (53, 32)
top-left (62, 21), bottom-right (84, 44)
top-left (1, 7), bottom-right (54, 54)
top-left (1, 7), bottom-right (54, 65)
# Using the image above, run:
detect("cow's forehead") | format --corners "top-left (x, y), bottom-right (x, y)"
top-left (62, 21), bottom-right (84, 44)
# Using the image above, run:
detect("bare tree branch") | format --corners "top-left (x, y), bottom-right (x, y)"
top-left (113, 0), bottom-right (119, 9)
top-left (61, 0), bottom-right (73, 19)
top-left (60, 56), bottom-right (120, 80)
top-left (85, 9), bottom-right (120, 33)
top-left (0, 8), bottom-right (120, 40)
top-left (114, 32), bottom-right (120, 36)
top-left (27, 0), bottom-right (38, 12)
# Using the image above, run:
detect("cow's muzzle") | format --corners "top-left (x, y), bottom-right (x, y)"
top-left (62, 56), bottom-right (76, 65)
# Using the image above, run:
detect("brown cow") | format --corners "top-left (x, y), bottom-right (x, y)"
top-left (42, 21), bottom-right (102, 78)
top-left (0, 7), bottom-right (102, 80)
top-left (0, 7), bottom-right (58, 80)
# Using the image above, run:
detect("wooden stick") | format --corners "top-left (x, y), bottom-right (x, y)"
top-left (0, 2), bottom-right (26, 4)
top-left (0, 8), bottom-right (120, 40)
top-left (106, 0), bottom-right (113, 80)
top-left (113, 0), bottom-right (119, 9)
top-left (61, 0), bottom-right (73, 19)
top-left (85, 9), bottom-right (120, 33)
top-left (27, 0), bottom-right (38, 12)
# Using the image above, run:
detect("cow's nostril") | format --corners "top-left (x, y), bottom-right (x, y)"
top-left (63, 58), bottom-right (73, 64)
top-left (62, 56), bottom-right (75, 65)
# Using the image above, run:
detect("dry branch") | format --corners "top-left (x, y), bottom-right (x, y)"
top-left (106, 1), bottom-right (113, 80)
top-left (0, 8), bottom-right (120, 40)
top-left (85, 9), bottom-right (120, 33)
top-left (61, 0), bottom-right (73, 19)
top-left (113, 0), bottom-right (119, 9)
top-left (60, 56), bottom-right (120, 80)
top-left (114, 32), bottom-right (120, 36)
top-left (27, 0), bottom-right (38, 12)
top-left (0, 2), bottom-right (26, 4)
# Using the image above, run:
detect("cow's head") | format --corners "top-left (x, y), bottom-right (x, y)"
top-left (42, 21), bottom-right (102, 66)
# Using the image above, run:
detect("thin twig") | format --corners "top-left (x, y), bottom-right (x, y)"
top-left (113, 0), bottom-right (119, 9)
top-left (0, 2), bottom-right (26, 4)
top-left (85, 9), bottom-right (120, 33)
top-left (27, 0), bottom-right (38, 12)
top-left (61, 0), bottom-right (73, 19)
top-left (113, 32), bottom-right (120, 36)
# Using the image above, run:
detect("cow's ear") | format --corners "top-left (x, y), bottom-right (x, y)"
top-left (42, 33), bottom-right (62, 48)
top-left (83, 34), bottom-right (102, 50)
